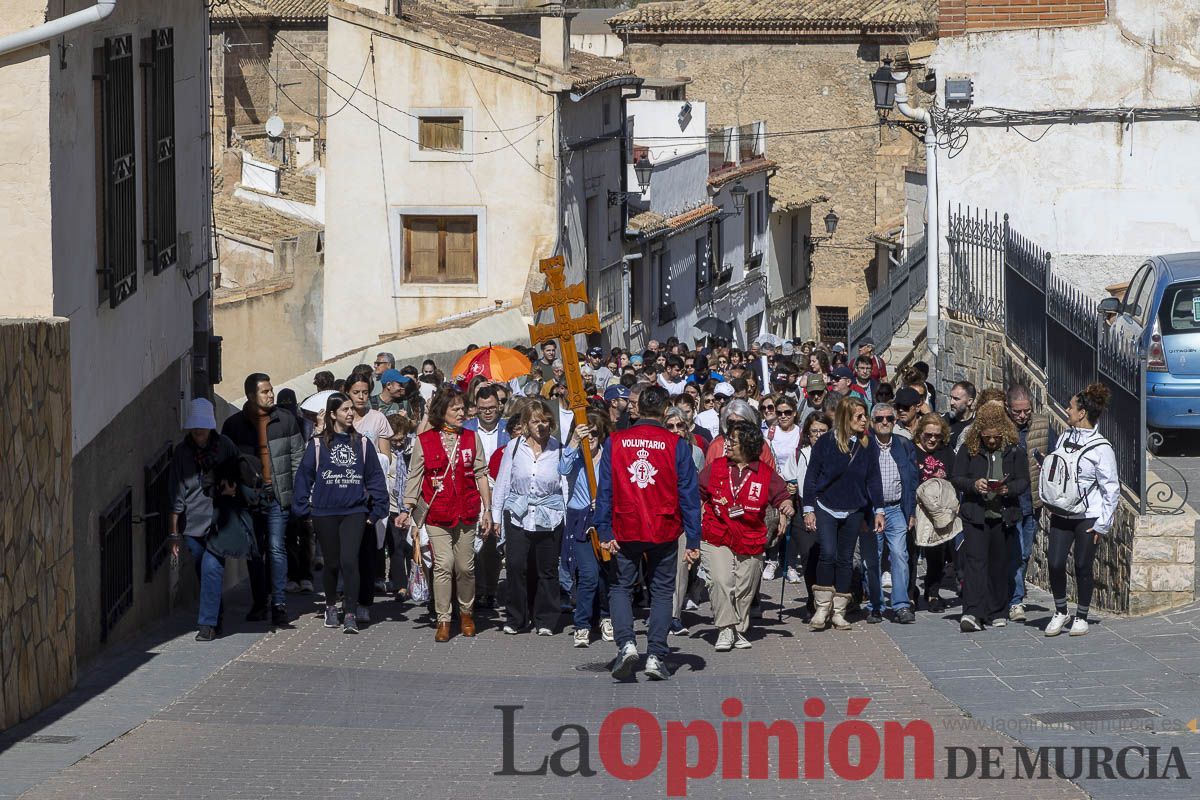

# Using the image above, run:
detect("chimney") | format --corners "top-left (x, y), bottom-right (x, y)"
top-left (540, 12), bottom-right (569, 72)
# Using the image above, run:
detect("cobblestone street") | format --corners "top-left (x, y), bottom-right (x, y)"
top-left (5, 576), bottom-right (1197, 800)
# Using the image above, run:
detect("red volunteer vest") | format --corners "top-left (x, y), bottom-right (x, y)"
top-left (609, 424), bottom-right (682, 544)
top-left (703, 457), bottom-right (774, 556)
top-left (418, 429), bottom-right (481, 528)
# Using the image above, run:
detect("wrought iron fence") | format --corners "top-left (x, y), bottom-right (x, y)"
top-left (946, 205), bottom-right (1005, 328)
top-left (948, 204), bottom-right (1148, 511)
top-left (847, 239), bottom-right (927, 355)
top-left (100, 487), bottom-right (134, 642)
top-left (1004, 223), bottom-right (1049, 369)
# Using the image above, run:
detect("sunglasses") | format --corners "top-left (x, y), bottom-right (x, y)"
top-left (896, 404), bottom-right (913, 412)
top-left (761, 404), bottom-right (775, 412)
top-left (873, 415), bottom-right (896, 423)
top-left (778, 409), bottom-right (796, 416)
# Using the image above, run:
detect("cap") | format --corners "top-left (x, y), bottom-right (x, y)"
top-left (832, 342), bottom-right (846, 353)
top-left (831, 366), bottom-right (855, 381)
top-left (859, 336), bottom-right (875, 348)
top-left (771, 371), bottom-right (790, 385)
top-left (781, 342), bottom-right (795, 356)
top-left (603, 384), bottom-right (630, 401)
top-left (379, 368), bottom-right (408, 386)
top-left (183, 397), bottom-right (217, 431)
top-left (895, 387), bottom-right (922, 408)
top-left (805, 374), bottom-right (827, 392)
top-left (587, 346), bottom-right (604, 358)
top-left (631, 355), bottom-right (644, 366)
top-left (713, 382), bottom-right (735, 398)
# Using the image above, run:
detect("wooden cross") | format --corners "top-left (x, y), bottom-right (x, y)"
top-left (528, 256), bottom-right (609, 560)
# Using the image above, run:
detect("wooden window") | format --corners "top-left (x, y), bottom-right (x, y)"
top-left (403, 215), bottom-right (477, 284)
top-left (817, 305), bottom-right (849, 345)
top-left (418, 116), bottom-right (464, 151)
top-left (141, 29), bottom-right (177, 275)
top-left (695, 236), bottom-right (709, 289)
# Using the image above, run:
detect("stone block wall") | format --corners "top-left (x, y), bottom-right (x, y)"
top-left (944, 315), bottom-right (1199, 614)
top-left (0, 318), bottom-right (75, 731)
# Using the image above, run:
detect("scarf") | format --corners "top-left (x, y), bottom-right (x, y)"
top-left (248, 403), bottom-right (273, 484)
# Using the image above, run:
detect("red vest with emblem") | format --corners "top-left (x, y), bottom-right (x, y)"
top-left (609, 424), bottom-right (681, 544)
top-left (703, 457), bottom-right (774, 556)
top-left (418, 429), bottom-right (480, 528)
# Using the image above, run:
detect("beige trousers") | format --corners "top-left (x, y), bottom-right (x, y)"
top-left (701, 541), bottom-right (764, 632)
top-left (672, 533), bottom-right (690, 618)
top-left (427, 523), bottom-right (475, 622)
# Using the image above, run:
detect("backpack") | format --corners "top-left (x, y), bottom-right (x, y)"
top-left (1038, 432), bottom-right (1111, 516)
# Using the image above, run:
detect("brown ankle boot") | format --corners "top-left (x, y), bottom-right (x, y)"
top-left (460, 613), bottom-right (476, 637)
top-left (435, 622), bottom-right (451, 642)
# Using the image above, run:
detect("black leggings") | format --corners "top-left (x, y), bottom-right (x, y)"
top-left (1047, 515), bottom-right (1099, 614)
top-left (313, 513), bottom-right (367, 608)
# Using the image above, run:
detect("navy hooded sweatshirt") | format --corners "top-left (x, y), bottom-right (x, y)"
top-left (292, 431), bottom-right (389, 523)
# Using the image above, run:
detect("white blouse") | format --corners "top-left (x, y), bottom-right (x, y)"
top-left (491, 437), bottom-right (569, 531)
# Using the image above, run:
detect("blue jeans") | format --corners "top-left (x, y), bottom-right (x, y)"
top-left (567, 508), bottom-right (609, 629)
top-left (185, 535), bottom-right (225, 627)
top-left (1009, 513), bottom-right (1038, 606)
top-left (873, 505), bottom-right (911, 611)
top-left (559, 523), bottom-right (577, 599)
top-left (609, 540), bottom-right (676, 657)
top-left (250, 499), bottom-right (288, 608)
top-left (814, 507), bottom-right (865, 593)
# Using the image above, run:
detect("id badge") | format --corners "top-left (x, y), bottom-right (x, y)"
top-left (727, 505), bottom-right (745, 518)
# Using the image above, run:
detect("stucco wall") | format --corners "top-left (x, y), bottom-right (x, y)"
top-left (0, 2), bottom-right (54, 318)
top-left (46, 0), bottom-right (211, 455)
top-left (625, 40), bottom-right (921, 334)
top-left (214, 230), bottom-right (325, 384)
top-left (931, 0), bottom-right (1200, 299)
top-left (0, 319), bottom-right (75, 731)
top-left (323, 8), bottom-right (558, 358)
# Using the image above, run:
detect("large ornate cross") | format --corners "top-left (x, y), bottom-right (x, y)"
top-left (528, 254), bottom-right (604, 503)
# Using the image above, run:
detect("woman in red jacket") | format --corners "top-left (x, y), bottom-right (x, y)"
top-left (700, 419), bottom-right (794, 652)
top-left (399, 387), bottom-right (493, 642)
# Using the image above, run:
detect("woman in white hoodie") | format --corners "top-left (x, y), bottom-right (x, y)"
top-left (1043, 383), bottom-right (1119, 637)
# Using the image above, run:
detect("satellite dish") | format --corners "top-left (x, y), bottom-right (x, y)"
top-left (265, 115), bottom-right (285, 138)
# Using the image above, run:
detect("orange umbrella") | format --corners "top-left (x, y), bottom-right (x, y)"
top-left (452, 346), bottom-right (532, 383)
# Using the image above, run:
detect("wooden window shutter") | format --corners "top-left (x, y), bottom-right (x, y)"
top-left (418, 117), bottom-right (464, 151)
top-left (405, 218), bottom-right (440, 280)
top-left (443, 217), bottom-right (476, 282)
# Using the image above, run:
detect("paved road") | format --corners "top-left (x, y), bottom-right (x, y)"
top-left (3, 577), bottom-right (1198, 800)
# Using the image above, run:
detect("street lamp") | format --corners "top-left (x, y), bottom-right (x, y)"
top-left (805, 208), bottom-right (838, 252)
top-left (871, 58), bottom-right (898, 116)
top-left (609, 154), bottom-right (654, 207)
top-left (729, 181), bottom-right (748, 215)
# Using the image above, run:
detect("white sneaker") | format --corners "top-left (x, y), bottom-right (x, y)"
top-left (573, 629), bottom-right (590, 648)
top-left (612, 642), bottom-right (639, 679)
top-left (1069, 617), bottom-right (1089, 636)
top-left (1009, 603), bottom-right (1026, 621)
top-left (881, 571), bottom-right (892, 589)
top-left (715, 627), bottom-right (735, 652)
top-left (733, 632), bottom-right (753, 649)
top-left (959, 614), bottom-right (981, 632)
top-left (502, 624), bottom-right (520, 635)
top-left (643, 655), bottom-right (670, 681)
top-left (991, 617), bottom-right (1006, 627)
top-left (762, 561), bottom-right (778, 581)
top-left (284, 581), bottom-right (301, 593)
top-left (299, 579), bottom-right (314, 593)
top-left (600, 618), bottom-right (614, 641)
top-left (785, 567), bottom-right (802, 584)
top-left (536, 627), bottom-right (553, 636)
top-left (1045, 612), bottom-right (1071, 637)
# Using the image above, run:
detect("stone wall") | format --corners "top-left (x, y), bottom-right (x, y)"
top-left (625, 40), bottom-right (923, 337)
top-left (943, 315), bottom-right (1199, 614)
top-left (0, 318), bottom-right (74, 731)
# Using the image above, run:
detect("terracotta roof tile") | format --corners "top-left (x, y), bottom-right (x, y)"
top-left (214, 194), bottom-right (321, 244)
top-left (707, 157), bottom-right (776, 189)
top-left (628, 203), bottom-right (719, 236)
top-left (770, 169), bottom-right (830, 211)
top-left (609, 0), bottom-right (936, 36)
top-left (211, 0), bottom-right (329, 22)
top-left (332, 1), bottom-right (637, 92)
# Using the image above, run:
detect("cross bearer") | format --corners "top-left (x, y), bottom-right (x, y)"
top-left (594, 384), bottom-right (702, 682)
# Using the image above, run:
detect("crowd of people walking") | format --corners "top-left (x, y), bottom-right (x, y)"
top-left (168, 335), bottom-right (1120, 679)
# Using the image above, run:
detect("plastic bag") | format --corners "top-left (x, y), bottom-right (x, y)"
top-left (409, 561), bottom-right (430, 604)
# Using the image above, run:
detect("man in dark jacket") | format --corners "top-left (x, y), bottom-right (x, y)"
top-left (221, 372), bottom-right (306, 625)
top-left (865, 402), bottom-right (919, 624)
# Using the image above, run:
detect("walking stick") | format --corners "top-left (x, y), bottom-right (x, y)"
top-left (778, 515), bottom-right (788, 621)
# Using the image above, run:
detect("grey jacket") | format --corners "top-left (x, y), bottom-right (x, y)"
top-left (168, 434), bottom-right (244, 537)
top-left (220, 404), bottom-right (306, 509)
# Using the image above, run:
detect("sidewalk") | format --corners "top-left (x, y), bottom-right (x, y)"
top-left (886, 584), bottom-right (1200, 800)
top-left (2, 582), bottom-right (1099, 800)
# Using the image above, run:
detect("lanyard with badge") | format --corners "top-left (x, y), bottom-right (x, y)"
top-left (725, 463), bottom-right (753, 518)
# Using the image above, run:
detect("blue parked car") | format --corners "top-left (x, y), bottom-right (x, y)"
top-left (1100, 253), bottom-right (1200, 447)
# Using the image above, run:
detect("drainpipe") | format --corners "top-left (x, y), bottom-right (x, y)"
top-left (0, 0), bottom-right (117, 58)
top-left (891, 66), bottom-right (939, 373)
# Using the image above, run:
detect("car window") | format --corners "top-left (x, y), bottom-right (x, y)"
top-left (1122, 264), bottom-right (1151, 319)
top-left (1130, 267), bottom-right (1158, 328)
top-left (1158, 281), bottom-right (1200, 334)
